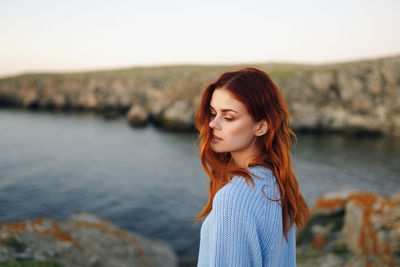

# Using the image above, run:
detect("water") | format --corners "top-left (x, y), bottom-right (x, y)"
top-left (0, 109), bottom-right (399, 258)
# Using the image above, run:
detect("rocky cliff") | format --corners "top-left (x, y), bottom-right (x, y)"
top-left (0, 55), bottom-right (399, 136)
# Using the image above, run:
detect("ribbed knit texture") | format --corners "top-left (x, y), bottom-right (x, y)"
top-left (197, 165), bottom-right (296, 267)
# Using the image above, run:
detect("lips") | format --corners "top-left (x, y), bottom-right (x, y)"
top-left (212, 135), bottom-right (222, 140)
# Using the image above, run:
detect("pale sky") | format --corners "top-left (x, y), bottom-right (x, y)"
top-left (1, 0), bottom-right (399, 78)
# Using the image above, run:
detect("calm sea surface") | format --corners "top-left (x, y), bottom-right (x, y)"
top-left (0, 109), bottom-right (399, 258)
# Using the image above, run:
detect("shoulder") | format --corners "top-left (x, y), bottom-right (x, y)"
top-left (212, 165), bottom-right (281, 213)
top-left (247, 165), bottom-right (276, 183)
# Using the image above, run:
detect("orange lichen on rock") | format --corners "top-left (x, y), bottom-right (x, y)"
top-left (311, 189), bottom-right (361, 215)
top-left (48, 224), bottom-right (76, 244)
top-left (71, 220), bottom-right (139, 246)
top-left (112, 229), bottom-right (129, 239)
top-left (74, 221), bottom-right (109, 231)
top-left (343, 192), bottom-right (398, 263)
top-left (29, 218), bottom-right (76, 245)
top-left (346, 193), bottom-right (378, 254)
top-left (348, 193), bottom-right (376, 208)
top-left (310, 233), bottom-right (327, 248)
top-left (3, 221), bottom-right (27, 231)
top-left (0, 212), bottom-right (178, 267)
top-left (33, 218), bottom-right (43, 225)
top-left (137, 247), bottom-right (145, 257)
top-left (359, 203), bottom-right (378, 254)
top-left (314, 198), bottom-right (346, 213)
top-left (1, 218), bottom-right (76, 245)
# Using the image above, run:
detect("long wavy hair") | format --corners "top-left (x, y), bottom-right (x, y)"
top-left (193, 67), bottom-right (309, 241)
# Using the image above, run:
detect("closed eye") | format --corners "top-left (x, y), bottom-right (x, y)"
top-left (209, 112), bottom-right (234, 121)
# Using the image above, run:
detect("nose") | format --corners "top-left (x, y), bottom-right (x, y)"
top-left (209, 116), bottom-right (221, 130)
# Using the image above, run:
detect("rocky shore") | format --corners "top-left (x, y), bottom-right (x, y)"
top-left (0, 55), bottom-right (399, 136)
top-left (1, 189), bottom-right (399, 267)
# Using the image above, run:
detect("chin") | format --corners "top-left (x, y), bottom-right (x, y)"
top-left (210, 145), bottom-right (226, 153)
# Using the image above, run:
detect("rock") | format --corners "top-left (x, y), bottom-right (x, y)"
top-left (392, 189), bottom-right (400, 200)
top-left (127, 104), bottom-right (149, 127)
top-left (146, 90), bottom-right (169, 125)
top-left (296, 209), bottom-right (345, 251)
top-left (341, 192), bottom-right (400, 260)
top-left (312, 189), bottom-right (361, 214)
top-left (21, 91), bottom-right (39, 109)
top-left (366, 68), bottom-right (383, 95)
top-left (161, 100), bottom-right (195, 131)
top-left (297, 189), bottom-right (400, 266)
top-left (53, 95), bottom-right (66, 109)
top-left (337, 71), bottom-right (364, 103)
top-left (290, 103), bottom-right (320, 129)
top-left (0, 211), bottom-right (178, 267)
top-left (311, 71), bottom-right (335, 92)
top-left (78, 91), bottom-right (98, 110)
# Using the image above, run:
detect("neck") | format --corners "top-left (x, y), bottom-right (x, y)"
top-left (230, 145), bottom-right (260, 169)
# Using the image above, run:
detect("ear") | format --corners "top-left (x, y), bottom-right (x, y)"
top-left (254, 120), bottom-right (268, 136)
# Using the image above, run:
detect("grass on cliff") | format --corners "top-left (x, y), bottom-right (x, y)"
top-left (0, 63), bottom-right (306, 83)
top-left (0, 259), bottom-right (64, 267)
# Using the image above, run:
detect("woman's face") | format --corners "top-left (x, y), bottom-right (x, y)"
top-left (208, 87), bottom-right (265, 159)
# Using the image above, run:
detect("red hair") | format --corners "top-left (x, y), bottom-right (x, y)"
top-left (193, 67), bottom-right (310, 241)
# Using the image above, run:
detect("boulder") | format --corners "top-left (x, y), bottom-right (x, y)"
top-left (161, 100), bottom-right (195, 131)
top-left (127, 104), bottom-right (149, 127)
top-left (0, 211), bottom-right (178, 267)
top-left (341, 191), bottom-right (400, 260)
top-left (297, 189), bottom-right (400, 266)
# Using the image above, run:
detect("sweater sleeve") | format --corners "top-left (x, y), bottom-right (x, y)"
top-left (206, 177), bottom-right (264, 267)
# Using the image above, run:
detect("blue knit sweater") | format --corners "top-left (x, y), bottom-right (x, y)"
top-left (197, 165), bottom-right (296, 266)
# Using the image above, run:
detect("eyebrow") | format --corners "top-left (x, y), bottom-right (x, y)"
top-left (210, 105), bottom-right (238, 113)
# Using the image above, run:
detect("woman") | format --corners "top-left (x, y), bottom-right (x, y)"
top-left (194, 67), bottom-right (310, 266)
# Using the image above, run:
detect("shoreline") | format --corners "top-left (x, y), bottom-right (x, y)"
top-left (1, 55), bottom-right (399, 137)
